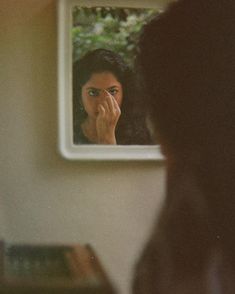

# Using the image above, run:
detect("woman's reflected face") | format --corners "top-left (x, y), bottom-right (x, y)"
top-left (81, 71), bottom-right (123, 119)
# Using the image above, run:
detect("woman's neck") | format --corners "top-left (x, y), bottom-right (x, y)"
top-left (81, 118), bottom-right (98, 143)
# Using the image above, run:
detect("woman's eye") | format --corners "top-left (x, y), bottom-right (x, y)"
top-left (109, 89), bottom-right (118, 95)
top-left (88, 89), bottom-right (99, 97)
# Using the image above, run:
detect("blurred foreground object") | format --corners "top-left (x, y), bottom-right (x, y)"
top-left (0, 240), bottom-right (115, 294)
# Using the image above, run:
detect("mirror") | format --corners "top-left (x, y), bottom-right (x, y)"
top-left (58, 0), bottom-right (167, 160)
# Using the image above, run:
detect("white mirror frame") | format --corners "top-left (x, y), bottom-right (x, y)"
top-left (57, 0), bottom-right (167, 161)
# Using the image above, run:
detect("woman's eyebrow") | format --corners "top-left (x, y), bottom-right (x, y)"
top-left (86, 86), bottom-right (119, 91)
top-left (107, 85), bottom-right (119, 90)
top-left (86, 87), bottom-right (100, 91)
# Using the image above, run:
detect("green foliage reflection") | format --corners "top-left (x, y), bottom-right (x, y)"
top-left (72, 7), bottom-right (159, 66)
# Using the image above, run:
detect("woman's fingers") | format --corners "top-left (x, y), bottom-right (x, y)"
top-left (96, 91), bottom-right (120, 145)
top-left (101, 100), bottom-right (110, 115)
top-left (103, 90), bottom-right (120, 115)
top-left (98, 104), bottom-right (106, 117)
top-left (103, 90), bottom-right (114, 113)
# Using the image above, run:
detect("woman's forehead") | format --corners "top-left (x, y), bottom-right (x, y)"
top-left (84, 71), bottom-right (122, 89)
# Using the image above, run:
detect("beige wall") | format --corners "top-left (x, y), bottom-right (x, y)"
top-left (0, 1), bottom-right (166, 293)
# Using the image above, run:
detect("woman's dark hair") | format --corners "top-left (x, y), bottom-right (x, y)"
top-left (134, 2), bottom-right (235, 291)
top-left (73, 48), bottom-right (130, 90)
top-left (138, 0), bottom-right (235, 155)
top-left (73, 48), bottom-right (152, 144)
top-left (137, 1), bottom-right (235, 224)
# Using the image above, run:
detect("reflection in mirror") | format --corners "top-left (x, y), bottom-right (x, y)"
top-left (72, 7), bottom-right (159, 145)
top-left (58, 0), bottom-right (165, 160)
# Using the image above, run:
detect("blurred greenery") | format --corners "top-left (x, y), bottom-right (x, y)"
top-left (72, 7), bottom-right (159, 66)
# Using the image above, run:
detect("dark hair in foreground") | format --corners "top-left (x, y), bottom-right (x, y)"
top-left (73, 48), bottom-right (151, 144)
top-left (133, 0), bottom-right (235, 292)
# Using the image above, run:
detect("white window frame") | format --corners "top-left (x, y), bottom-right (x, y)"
top-left (57, 0), bottom-right (168, 161)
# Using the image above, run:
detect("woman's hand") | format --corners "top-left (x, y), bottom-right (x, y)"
top-left (96, 90), bottom-right (121, 144)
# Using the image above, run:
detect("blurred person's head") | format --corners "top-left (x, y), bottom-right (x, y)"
top-left (138, 0), bottom-right (235, 161)
top-left (137, 0), bottom-right (235, 263)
